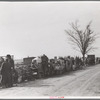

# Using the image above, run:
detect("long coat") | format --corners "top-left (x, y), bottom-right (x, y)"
top-left (1, 61), bottom-right (12, 87)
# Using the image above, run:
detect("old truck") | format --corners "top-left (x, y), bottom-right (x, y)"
top-left (87, 55), bottom-right (95, 65)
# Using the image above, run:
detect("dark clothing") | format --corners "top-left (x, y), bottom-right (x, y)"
top-left (42, 62), bottom-right (48, 75)
top-left (41, 55), bottom-right (48, 63)
top-left (13, 69), bottom-right (18, 84)
top-left (41, 55), bottom-right (48, 76)
top-left (1, 62), bottom-right (12, 87)
top-left (8, 59), bottom-right (15, 86)
top-left (8, 59), bottom-right (14, 70)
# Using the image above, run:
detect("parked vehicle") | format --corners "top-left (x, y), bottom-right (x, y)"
top-left (87, 55), bottom-right (95, 65)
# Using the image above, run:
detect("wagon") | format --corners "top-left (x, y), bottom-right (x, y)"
top-left (15, 64), bottom-right (35, 83)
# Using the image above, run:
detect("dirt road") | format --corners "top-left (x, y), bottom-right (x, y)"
top-left (0, 64), bottom-right (100, 98)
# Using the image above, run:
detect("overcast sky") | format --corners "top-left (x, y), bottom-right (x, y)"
top-left (0, 1), bottom-right (100, 59)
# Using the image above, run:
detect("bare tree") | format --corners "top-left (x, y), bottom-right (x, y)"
top-left (65, 21), bottom-right (97, 64)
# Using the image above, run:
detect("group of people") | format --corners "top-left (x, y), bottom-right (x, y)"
top-left (31, 54), bottom-right (49, 77)
top-left (0, 54), bottom-right (99, 88)
top-left (30, 54), bottom-right (100, 78)
top-left (31, 55), bottom-right (85, 78)
top-left (0, 55), bottom-right (15, 88)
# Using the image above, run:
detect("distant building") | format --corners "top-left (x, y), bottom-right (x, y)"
top-left (14, 59), bottom-right (23, 65)
top-left (23, 57), bottom-right (35, 65)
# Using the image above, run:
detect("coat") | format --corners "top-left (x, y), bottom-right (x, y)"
top-left (1, 61), bottom-right (12, 87)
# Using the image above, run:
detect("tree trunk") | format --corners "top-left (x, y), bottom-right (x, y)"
top-left (82, 53), bottom-right (85, 69)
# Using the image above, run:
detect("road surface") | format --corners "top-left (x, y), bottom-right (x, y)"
top-left (0, 64), bottom-right (100, 98)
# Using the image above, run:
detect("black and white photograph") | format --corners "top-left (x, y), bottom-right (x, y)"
top-left (0, 1), bottom-right (100, 98)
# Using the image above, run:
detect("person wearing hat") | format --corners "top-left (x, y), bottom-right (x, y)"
top-left (41, 54), bottom-right (48, 77)
top-left (1, 58), bottom-right (12, 88)
top-left (6, 54), bottom-right (15, 87)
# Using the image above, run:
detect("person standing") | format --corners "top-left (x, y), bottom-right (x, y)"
top-left (1, 59), bottom-right (12, 88)
top-left (0, 57), bottom-right (4, 86)
top-left (6, 55), bottom-right (15, 87)
top-left (41, 54), bottom-right (48, 77)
